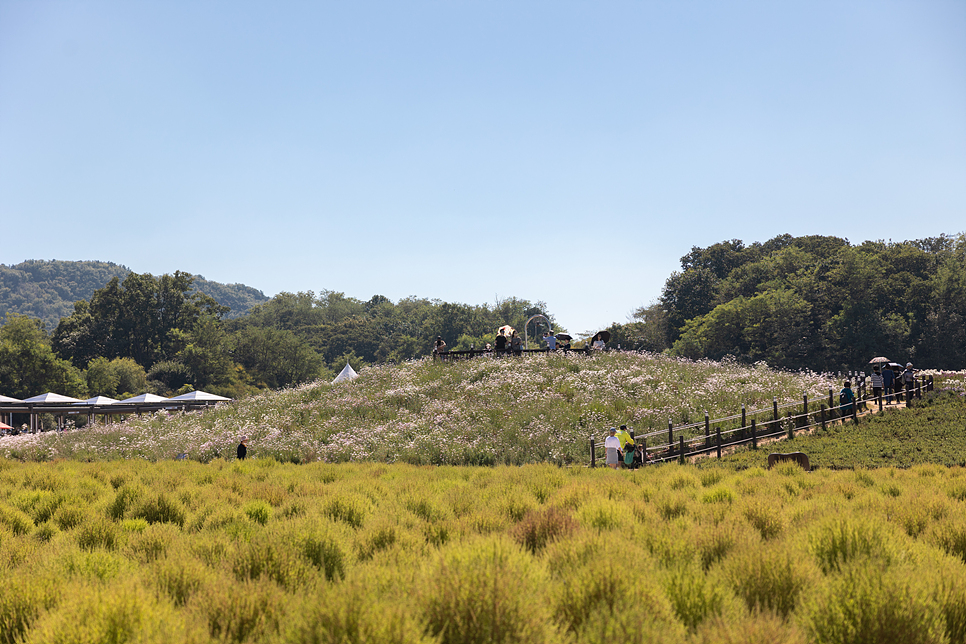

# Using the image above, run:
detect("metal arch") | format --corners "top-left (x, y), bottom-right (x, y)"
top-left (524, 314), bottom-right (552, 349)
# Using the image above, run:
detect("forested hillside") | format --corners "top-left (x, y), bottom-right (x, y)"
top-left (3, 234), bottom-right (963, 402)
top-left (611, 233), bottom-right (966, 371)
top-left (1, 268), bottom-right (559, 401)
top-left (0, 260), bottom-right (268, 329)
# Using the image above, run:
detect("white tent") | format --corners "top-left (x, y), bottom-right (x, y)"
top-left (23, 393), bottom-right (83, 403)
top-left (0, 395), bottom-right (24, 403)
top-left (332, 363), bottom-right (359, 384)
top-left (114, 393), bottom-right (168, 404)
top-left (165, 390), bottom-right (231, 402)
top-left (75, 396), bottom-right (120, 405)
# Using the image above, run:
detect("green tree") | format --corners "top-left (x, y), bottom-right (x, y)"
top-left (85, 357), bottom-right (147, 398)
top-left (0, 314), bottom-right (86, 399)
top-left (53, 271), bottom-right (228, 369)
top-left (231, 327), bottom-right (324, 389)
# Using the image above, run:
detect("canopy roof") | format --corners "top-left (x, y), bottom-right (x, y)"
top-left (22, 393), bottom-right (83, 403)
top-left (332, 363), bottom-right (359, 384)
top-left (114, 393), bottom-right (168, 404)
top-left (76, 396), bottom-right (120, 405)
top-left (165, 390), bottom-right (231, 402)
top-left (0, 395), bottom-right (23, 403)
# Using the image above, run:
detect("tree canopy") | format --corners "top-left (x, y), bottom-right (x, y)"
top-left (614, 233), bottom-right (966, 371)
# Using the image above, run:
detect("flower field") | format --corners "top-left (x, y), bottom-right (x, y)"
top-left (0, 352), bottom-right (840, 465)
top-left (1, 459), bottom-right (966, 643)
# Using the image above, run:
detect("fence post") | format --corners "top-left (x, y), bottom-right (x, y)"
top-left (927, 375), bottom-right (934, 392)
top-left (751, 419), bottom-right (757, 449)
top-left (916, 377), bottom-right (922, 400)
top-left (704, 411), bottom-right (710, 449)
top-left (803, 392), bottom-right (808, 420)
top-left (668, 419), bottom-right (673, 447)
top-left (590, 438), bottom-right (596, 468)
top-left (851, 405), bottom-right (858, 425)
top-left (787, 411), bottom-right (795, 440)
top-left (772, 397), bottom-right (779, 436)
top-left (678, 437), bottom-right (686, 465)
top-left (828, 387), bottom-right (834, 409)
top-left (716, 428), bottom-right (722, 459)
top-left (878, 392), bottom-right (883, 412)
top-left (741, 403), bottom-right (746, 439)
top-left (641, 437), bottom-right (647, 467)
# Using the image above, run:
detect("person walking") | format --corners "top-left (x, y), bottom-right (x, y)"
top-left (604, 428), bottom-right (621, 470)
top-left (870, 365), bottom-right (884, 404)
top-left (882, 364), bottom-right (896, 404)
top-left (839, 381), bottom-right (855, 416)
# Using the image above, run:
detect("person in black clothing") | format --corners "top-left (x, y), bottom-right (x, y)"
top-left (495, 332), bottom-right (508, 355)
top-left (237, 436), bottom-right (248, 460)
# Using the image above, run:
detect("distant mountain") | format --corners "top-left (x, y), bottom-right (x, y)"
top-left (0, 260), bottom-right (269, 330)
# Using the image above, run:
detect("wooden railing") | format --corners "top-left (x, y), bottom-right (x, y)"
top-left (589, 375), bottom-right (936, 467)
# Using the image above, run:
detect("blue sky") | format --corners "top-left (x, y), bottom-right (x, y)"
top-left (1, 1), bottom-right (964, 336)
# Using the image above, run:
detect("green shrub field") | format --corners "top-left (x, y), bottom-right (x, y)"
top-left (1, 459), bottom-right (966, 643)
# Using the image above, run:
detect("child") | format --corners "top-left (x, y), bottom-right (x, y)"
top-left (839, 381), bottom-right (855, 416)
top-left (623, 442), bottom-right (636, 469)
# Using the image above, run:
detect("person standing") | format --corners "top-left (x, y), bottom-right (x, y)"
top-left (902, 363), bottom-right (916, 403)
top-left (433, 336), bottom-right (447, 359)
top-left (870, 366), bottom-right (884, 404)
top-left (544, 332), bottom-right (557, 351)
top-left (882, 364), bottom-right (896, 404)
top-left (511, 331), bottom-right (522, 356)
top-left (495, 332), bottom-right (508, 355)
top-left (237, 436), bottom-right (248, 460)
top-left (604, 428), bottom-right (621, 470)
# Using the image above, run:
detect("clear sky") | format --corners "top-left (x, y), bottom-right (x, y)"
top-left (1, 1), bottom-right (964, 336)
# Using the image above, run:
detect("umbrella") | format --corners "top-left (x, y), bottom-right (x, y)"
top-left (497, 325), bottom-right (515, 336)
top-left (869, 357), bottom-right (890, 364)
top-left (593, 330), bottom-right (612, 343)
top-left (0, 422), bottom-right (12, 430)
top-left (555, 333), bottom-right (572, 341)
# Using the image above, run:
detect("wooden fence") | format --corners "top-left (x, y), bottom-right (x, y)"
top-left (589, 374), bottom-right (936, 467)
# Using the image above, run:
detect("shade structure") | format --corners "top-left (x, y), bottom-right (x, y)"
top-left (0, 395), bottom-right (23, 403)
top-left (76, 396), bottom-right (120, 405)
top-left (165, 390), bottom-right (231, 402)
top-left (22, 393), bottom-right (83, 403)
top-left (332, 363), bottom-right (358, 384)
top-left (114, 393), bottom-right (168, 404)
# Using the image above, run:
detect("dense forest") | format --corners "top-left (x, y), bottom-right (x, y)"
top-left (0, 269), bottom-right (558, 400)
top-left (607, 233), bottom-right (966, 371)
top-left (0, 260), bottom-right (269, 329)
top-left (1, 233), bottom-right (964, 401)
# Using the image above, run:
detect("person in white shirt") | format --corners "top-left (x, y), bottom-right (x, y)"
top-left (604, 427), bottom-right (621, 469)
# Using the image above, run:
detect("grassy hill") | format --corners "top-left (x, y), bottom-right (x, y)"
top-left (706, 386), bottom-right (966, 470)
top-left (0, 260), bottom-right (269, 329)
top-left (4, 351), bottom-right (963, 469)
top-left (1, 351), bottom-right (839, 464)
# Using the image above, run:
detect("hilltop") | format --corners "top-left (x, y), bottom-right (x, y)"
top-left (0, 260), bottom-right (268, 329)
top-left (0, 351), bottom-right (838, 465)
